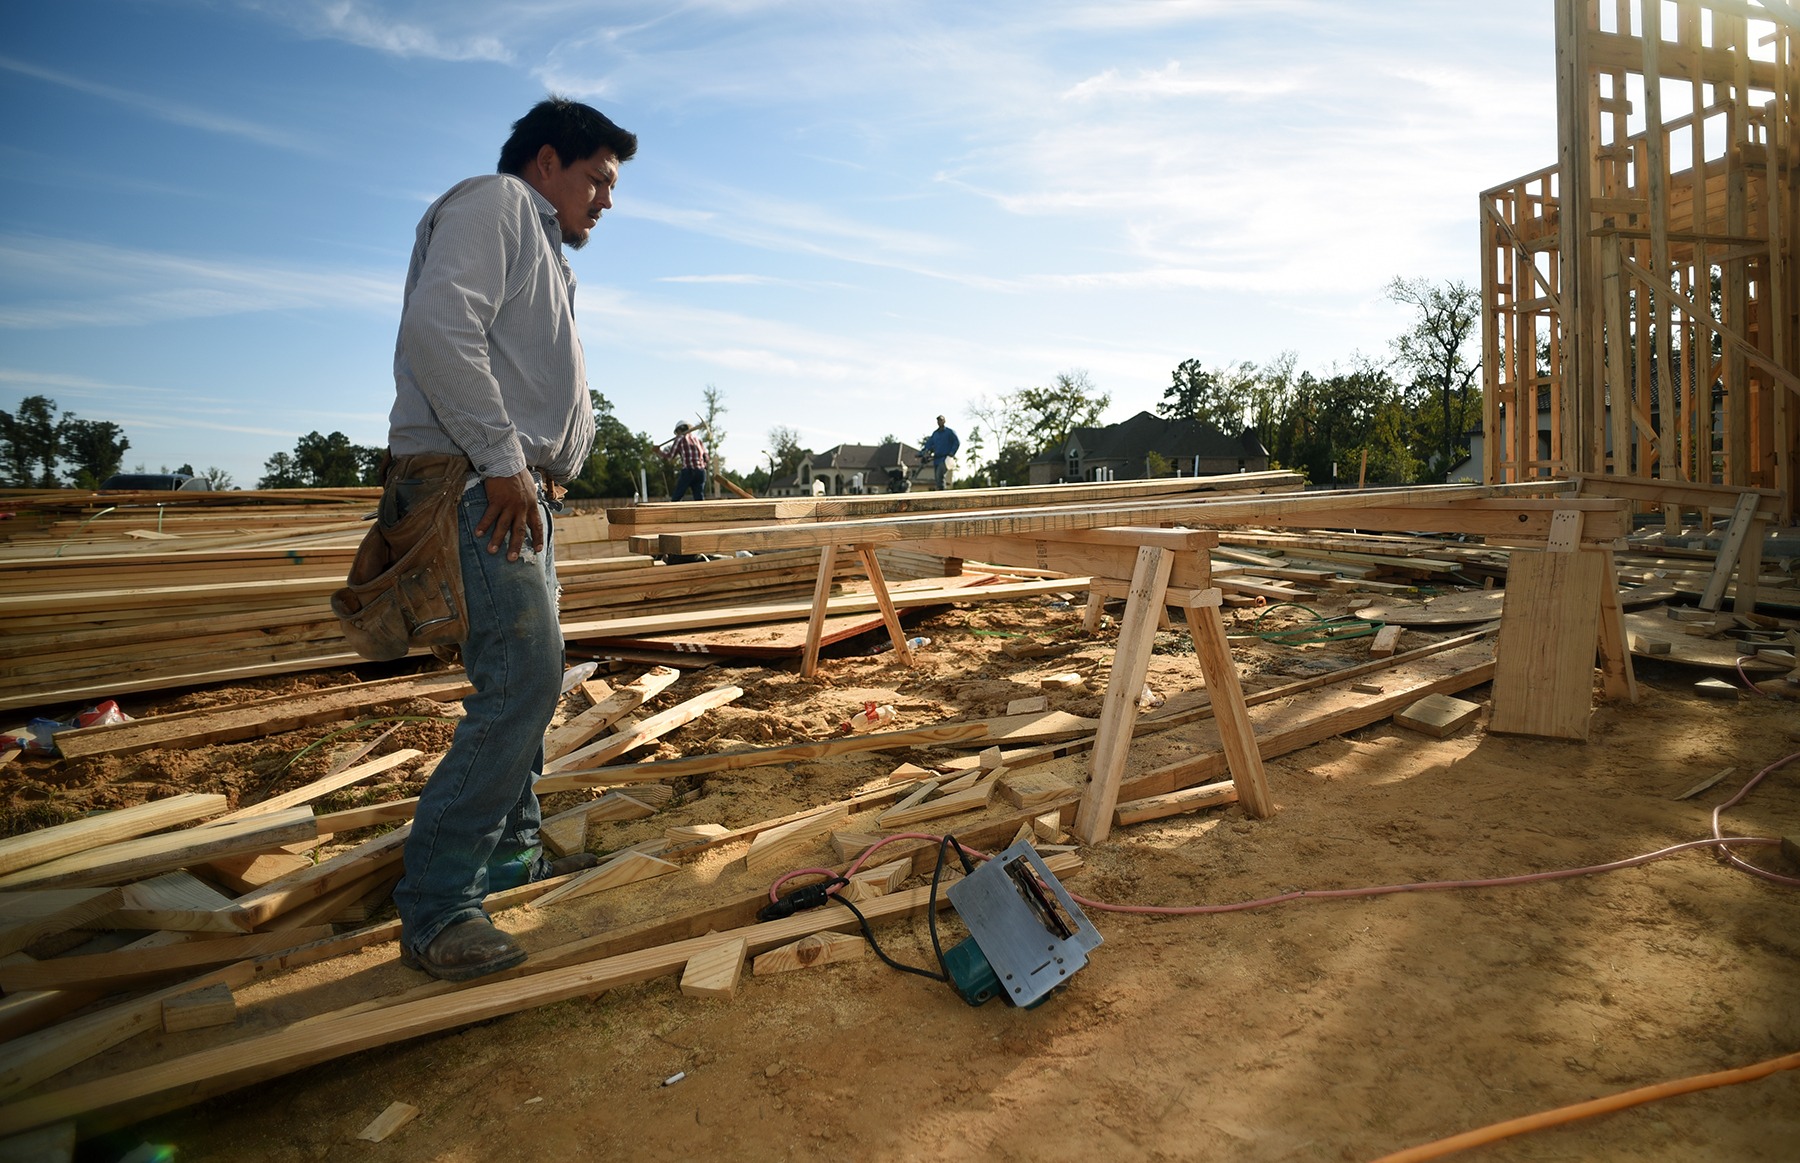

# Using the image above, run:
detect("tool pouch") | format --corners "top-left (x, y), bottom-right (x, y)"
top-left (331, 452), bottom-right (472, 661)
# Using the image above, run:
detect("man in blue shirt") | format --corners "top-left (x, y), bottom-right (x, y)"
top-left (919, 415), bottom-right (960, 490)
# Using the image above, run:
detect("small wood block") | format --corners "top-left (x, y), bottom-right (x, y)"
top-left (1394, 694), bottom-right (1482, 739)
top-left (584, 791), bottom-right (662, 822)
top-left (847, 858), bottom-right (909, 896)
top-left (1009, 821), bottom-right (1035, 847)
top-left (886, 762), bottom-right (934, 783)
top-left (533, 850), bottom-right (679, 908)
top-left (1004, 695), bottom-right (1050, 716)
top-left (1352, 682), bottom-right (1386, 695)
top-left (1631, 635), bottom-right (1673, 655)
top-left (1757, 649), bottom-right (1797, 664)
top-left (1368, 625), bottom-right (1403, 657)
top-left (1667, 607), bottom-right (1716, 623)
top-left (743, 807), bottom-right (849, 875)
top-left (997, 770), bottom-right (1078, 810)
top-left (1031, 812), bottom-right (1065, 844)
top-left (936, 766), bottom-right (994, 795)
top-left (679, 936), bottom-right (747, 999)
top-left (112, 872), bottom-right (250, 934)
top-left (977, 746), bottom-right (1005, 771)
top-left (1001, 639), bottom-right (1051, 660)
top-left (830, 831), bottom-right (885, 862)
top-left (1040, 673), bottom-right (1085, 691)
top-left (161, 982), bottom-right (237, 1033)
top-left (883, 780), bottom-right (939, 817)
top-left (1693, 679), bottom-right (1740, 700)
top-left (753, 930), bottom-right (867, 976)
top-left (357, 1102), bottom-right (420, 1143)
top-left (539, 813), bottom-right (587, 859)
top-left (665, 823), bottom-right (731, 844)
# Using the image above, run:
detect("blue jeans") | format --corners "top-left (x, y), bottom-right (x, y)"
top-left (930, 457), bottom-right (947, 489)
top-left (672, 466), bottom-right (706, 501)
top-left (394, 481), bottom-right (562, 955)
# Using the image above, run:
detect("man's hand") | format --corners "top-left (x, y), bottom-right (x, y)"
top-left (475, 470), bottom-right (544, 560)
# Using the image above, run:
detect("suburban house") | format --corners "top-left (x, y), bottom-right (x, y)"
top-left (766, 441), bottom-right (925, 496)
top-left (1028, 411), bottom-right (1270, 485)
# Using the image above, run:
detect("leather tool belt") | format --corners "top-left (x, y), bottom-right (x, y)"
top-left (331, 451), bottom-right (472, 661)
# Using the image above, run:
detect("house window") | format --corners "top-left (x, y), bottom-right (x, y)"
top-left (1067, 451), bottom-right (1082, 481)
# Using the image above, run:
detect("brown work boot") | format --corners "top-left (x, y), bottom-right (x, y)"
top-left (543, 852), bottom-right (600, 879)
top-left (400, 918), bottom-right (527, 981)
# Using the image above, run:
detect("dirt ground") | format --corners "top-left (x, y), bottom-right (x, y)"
top-left (8, 592), bottom-right (1800, 1162)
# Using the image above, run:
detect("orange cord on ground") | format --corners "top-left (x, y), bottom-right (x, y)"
top-left (1370, 1048), bottom-right (1800, 1162)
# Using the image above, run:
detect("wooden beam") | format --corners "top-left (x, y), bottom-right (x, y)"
top-left (1074, 546), bottom-right (1173, 845)
top-left (0, 795), bottom-right (227, 879)
top-left (0, 808), bottom-right (316, 891)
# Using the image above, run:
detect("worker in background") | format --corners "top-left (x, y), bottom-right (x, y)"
top-left (919, 414), bottom-right (960, 490)
top-left (659, 421), bottom-right (708, 501)
top-left (386, 97), bottom-right (636, 982)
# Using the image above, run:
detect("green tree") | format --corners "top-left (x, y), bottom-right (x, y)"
top-left (288, 431), bottom-right (378, 486)
top-left (701, 384), bottom-right (727, 495)
top-left (258, 451), bottom-right (305, 489)
top-left (1014, 369), bottom-right (1110, 451)
top-left (565, 391), bottom-right (660, 499)
top-left (202, 466), bottom-right (235, 490)
top-left (0, 396), bottom-right (63, 487)
top-left (59, 416), bottom-right (131, 487)
top-left (766, 425), bottom-right (805, 479)
top-left (1386, 277), bottom-right (1481, 480)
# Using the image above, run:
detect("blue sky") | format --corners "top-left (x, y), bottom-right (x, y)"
top-left (0, 1), bottom-right (1557, 488)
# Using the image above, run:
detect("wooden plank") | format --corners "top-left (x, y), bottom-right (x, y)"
top-left (752, 931), bottom-right (866, 975)
top-left (855, 544), bottom-right (915, 664)
top-left (532, 851), bottom-right (679, 909)
top-left (1489, 550), bottom-right (1606, 740)
top-left (1114, 780), bottom-right (1238, 827)
top-left (1368, 624), bottom-right (1404, 657)
top-left (535, 722), bottom-right (988, 792)
top-left (0, 795), bottom-right (228, 879)
top-left (1074, 546), bottom-right (1173, 845)
top-left (0, 889), bottom-right (124, 958)
top-left (1700, 492), bottom-right (1761, 611)
top-left (206, 749), bottom-right (421, 825)
top-left (231, 826), bottom-right (409, 929)
top-left (52, 673), bottom-right (472, 761)
top-left (108, 872), bottom-right (250, 934)
top-left (742, 807), bottom-right (850, 875)
top-left (800, 543), bottom-right (840, 678)
top-left (541, 667), bottom-right (680, 763)
top-left (356, 1102), bottom-right (419, 1143)
top-left (0, 853), bottom-right (1083, 1140)
top-left (0, 927), bottom-right (334, 993)
top-left (1186, 594), bottom-right (1272, 820)
top-left (160, 983), bottom-right (236, 1033)
top-left (541, 686), bottom-right (742, 774)
top-left (678, 937), bottom-right (747, 1000)
top-left (0, 808), bottom-right (316, 891)
top-left (1394, 694), bottom-right (1484, 738)
top-left (876, 777), bottom-right (998, 830)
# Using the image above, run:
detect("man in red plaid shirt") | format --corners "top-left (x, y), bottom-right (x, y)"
top-left (660, 421), bottom-right (708, 500)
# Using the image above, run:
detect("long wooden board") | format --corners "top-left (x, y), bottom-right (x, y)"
top-left (0, 795), bottom-right (227, 879)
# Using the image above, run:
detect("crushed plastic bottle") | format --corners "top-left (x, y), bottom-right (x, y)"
top-left (906, 636), bottom-right (932, 650)
top-left (841, 702), bottom-right (897, 733)
top-left (1137, 684), bottom-right (1165, 711)
top-left (559, 660), bottom-right (600, 694)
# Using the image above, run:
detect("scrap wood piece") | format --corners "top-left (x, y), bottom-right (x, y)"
top-left (997, 769), bottom-right (1078, 810)
top-left (0, 860), bottom-right (1063, 1139)
top-left (533, 851), bottom-right (679, 909)
top-left (539, 787), bottom-right (660, 856)
top-left (1673, 767), bottom-right (1737, 801)
top-left (542, 666), bottom-right (681, 763)
top-left (752, 931), bottom-right (866, 976)
top-left (231, 825), bottom-right (409, 929)
top-left (0, 807), bottom-right (316, 892)
top-left (0, 926), bottom-right (334, 993)
top-left (50, 672), bottom-right (473, 761)
top-left (743, 807), bottom-right (850, 875)
top-left (205, 749), bottom-right (423, 826)
top-left (678, 936), bottom-right (747, 1000)
top-left (840, 858), bottom-right (910, 903)
top-left (0, 888), bottom-right (125, 959)
top-left (535, 721), bottom-right (988, 793)
top-left (877, 778), bottom-right (999, 830)
top-left (203, 852), bottom-right (313, 894)
top-left (107, 872), bottom-right (250, 934)
top-left (356, 1102), bottom-right (420, 1143)
top-left (1114, 780), bottom-right (1239, 827)
top-left (1394, 694), bottom-right (1483, 738)
top-left (664, 823), bottom-right (730, 844)
top-left (0, 795), bottom-right (228, 880)
top-left (541, 685), bottom-right (744, 774)
top-left (1117, 641), bottom-right (1498, 806)
top-left (1368, 624), bottom-right (1404, 657)
top-left (160, 983), bottom-right (236, 1034)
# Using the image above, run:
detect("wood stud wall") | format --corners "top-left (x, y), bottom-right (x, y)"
top-left (1483, 0), bottom-right (1799, 522)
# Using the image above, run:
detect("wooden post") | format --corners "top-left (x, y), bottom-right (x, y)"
top-left (799, 544), bottom-right (839, 678)
top-left (1593, 547), bottom-right (1637, 702)
top-left (1185, 590), bottom-right (1272, 819)
top-left (854, 544), bottom-right (914, 665)
top-left (1073, 546), bottom-right (1172, 845)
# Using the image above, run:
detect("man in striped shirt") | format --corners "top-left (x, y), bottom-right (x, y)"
top-left (660, 421), bottom-right (708, 501)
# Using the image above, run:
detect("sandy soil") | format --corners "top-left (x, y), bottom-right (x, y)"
top-left (7, 595), bottom-right (1799, 1162)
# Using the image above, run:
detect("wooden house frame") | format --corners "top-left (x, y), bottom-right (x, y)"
top-left (1481, 0), bottom-right (1799, 523)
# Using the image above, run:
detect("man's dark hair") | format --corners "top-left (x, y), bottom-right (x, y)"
top-left (498, 97), bottom-right (637, 175)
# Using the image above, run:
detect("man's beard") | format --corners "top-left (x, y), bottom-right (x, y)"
top-left (563, 231), bottom-right (588, 251)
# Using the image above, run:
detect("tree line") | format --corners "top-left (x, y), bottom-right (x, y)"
top-left (1, 276), bottom-right (1479, 495)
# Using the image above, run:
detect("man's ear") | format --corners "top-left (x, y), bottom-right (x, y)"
top-left (534, 143), bottom-right (560, 178)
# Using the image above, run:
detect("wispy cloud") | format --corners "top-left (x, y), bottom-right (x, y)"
top-left (0, 54), bottom-right (316, 152)
top-left (1064, 62), bottom-right (1302, 101)
top-left (243, 1), bottom-right (513, 63)
top-left (0, 236), bottom-right (397, 329)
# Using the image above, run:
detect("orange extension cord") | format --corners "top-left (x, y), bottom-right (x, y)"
top-left (1369, 1048), bottom-right (1800, 1162)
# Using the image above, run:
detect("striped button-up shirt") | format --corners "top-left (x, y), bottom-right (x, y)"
top-left (388, 174), bottom-right (595, 482)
